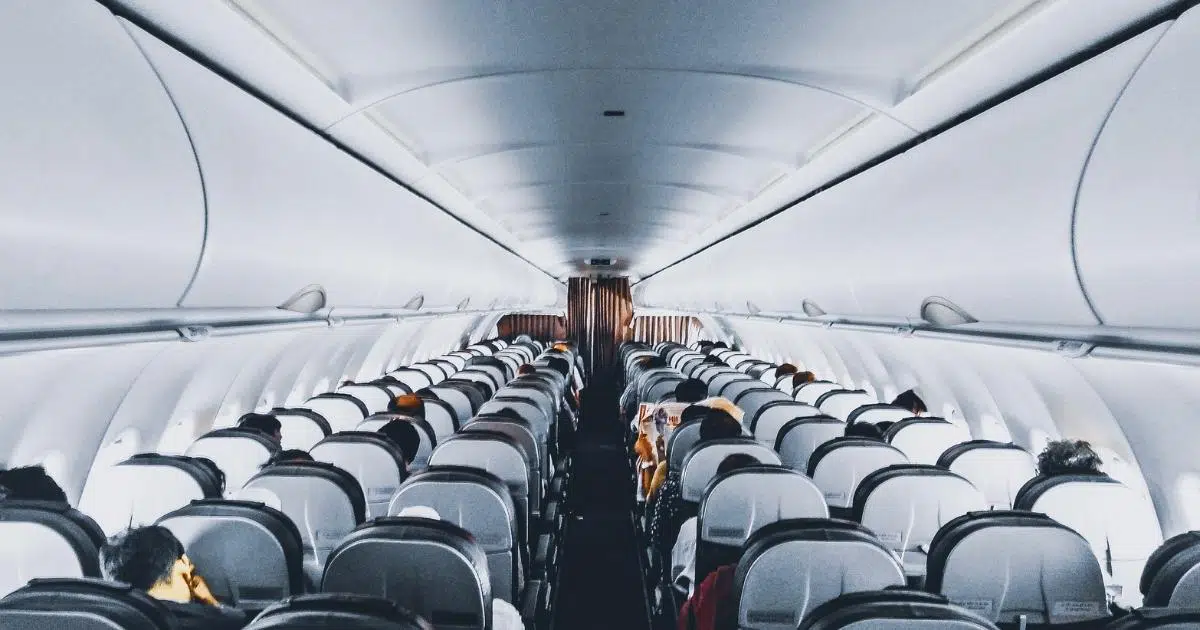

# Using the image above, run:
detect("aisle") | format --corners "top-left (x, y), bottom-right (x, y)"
top-left (553, 384), bottom-right (652, 630)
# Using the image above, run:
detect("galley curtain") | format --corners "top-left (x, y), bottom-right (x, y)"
top-left (567, 277), bottom-right (633, 377)
top-left (630, 315), bottom-right (702, 347)
top-left (496, 314), bottom-right (567, 341)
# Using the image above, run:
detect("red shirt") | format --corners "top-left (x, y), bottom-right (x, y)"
top-left (678, 564), bottom-right (737, 630)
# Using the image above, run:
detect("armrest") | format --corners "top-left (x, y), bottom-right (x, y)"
top-left (520, 579), bottom-right (543, 627)
top-left (533, 533), bottom-right (551, 578)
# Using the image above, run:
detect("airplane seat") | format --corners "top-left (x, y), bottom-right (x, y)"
top-left (850, 464), bottom-right (987, 578)
top-left (354, 414), bottom-right (437, 468)
top-left (309, 432), bottom-right (410, 518)
top-left (412, 363), bottom-right (449, 385)
top-left (1015, 474), bottom-right (1163, 609)
top-left (373, 377), bottom-right (413, 398)
top-left (752, 403), bottom-right (826, 448)
top-left (794, 381), bottom-right (845, 405)
top-left (679, 439), bottom-right (782, 510)
top-left (479, 396), bottom-right (551, 444)
top-left (335, 384), bottom-right (395, 414)
top-left (240, 461), bottom-right (367, 587)
top-left (499, 381), bottom-right (557, 419)
top-left (1102, 608), bottom-right (1200, 629)
top-left (428, 433), bottom-right (535, 546)
top-left (708, 373), bottom-right (753, 397)
top-left (419, 397), bottom-right (461, 438)
top-left (0, 501), bottom-right (105, 598)
top-left (272, 408), bottom-right (333, 450)
top-left (456, 369), bottom-right (499, 396)
top-left (245, 593), bottom-right (432, 629)
top-left (428, 384), bottom-right (476, 426)
top-left (883, 418), bottom-right (972, 465)
top-left (321, 517), bottom-right (492, 630)
top-left (926, 510), bottom-right (1110, 627)
top-left (818, 391), bottom-right (879, 422)
top-left (937, 441), bottom-right (1037, 510)
top-left (734, 518), bottom-right (906, 630)
top-left (156, 499), bottom-right (304, 611)
top-left (0, 577), bottom-right (174, 630)
top-left (798, 589), bottom-right (1001, 630)
top-left (462, 415), bottom-right (544, 506)
top-left (388, 467), bottom-right (524, 604)
top-left (806, 438), bottom-right (910, 519)
top-left (185, 427), bottom-right (281, 497)
top-left (1141, 531), bottom-right (1200, 607)
top-left (717, 378), bottom-right (767, 405)
top-left (772, 415), bottom-right (845, 474)
top-left (463, 362), bottom-right (507, 391)
top-left (302, 393), bottom-right (370, 433)
top-left (444, 379), bottom-right (492, 414)
top-left (388, 368), bottom-right (434, 393)
top-left (734, 389), bottom-right (793, 429)
top-left (646, 376), bottom-right (686, 404)
top-left (693, 466), bottom-right (827, 588)
top-left (83, 454), bottom-right (223, 536)
top-left (846, 405), bottom-right (918, 427)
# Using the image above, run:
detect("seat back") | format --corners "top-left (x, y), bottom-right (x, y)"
top-left (157, 499), bottom-right (304, 610)
top-left (646, 376), bottom-right (686, 403)
top-left (752, 403), bottom-right (825, 447)
top-left (0, 501), bottom-right (105, 598)
top-left (1142, 531), bottom-right (1200, 607)
top-left (479, 396), bottom-right (550, 442)
top-left (428, 433), bottom-right (532, 547)
top-left (0, 578), bottom-right (174, 630)
top-left (412, 363), bottom-right (449, 385)
top-left (272, 408), bottom-right (332, 450)
top-left (709, 373), bottom-right (754, 397)
top-left (245, 593), bottom-right (432, 629)
top-left (303, 394), bottom-right (369, 433)
top-left (321, 517), bottom-right (490, 630)
top-left (389, 368), bottom-right (433, 392)
top-left (884, 418), bottom-right (972, 464)
top-left (937, 441), bottom-right (1037, 509)
top-left (680, 439), bottom-right (782, 505)
top-left (310, 433), bottom-right (409, 518)
top-left (807, 438), bottom-right (909, 512)
top-left (927, 511), bottom-right (1109, 626)
top-left (852, 465), bottom-right (987, 577)
top-left (667, 421), bottom-right (704, 473)
top-left (735, 389), bottom-right (793, 428)
top-left (719, 379), bottom-right (768, 405)
top-left (818, 391), bottom-right (878, 421)
top-left (696, 467), bottom-right (827, 584)
top-left (1015, 475), bottom-right (1163, 608)
top-left (389, 467), bottom-right (521, 603)
top-left (336, 384), bottom-right (394, 414)
top-left (463, 415), bottom-right (542, 496)
top-left (82, 454), bottom-right (221, 535)
top-left (428, 384), bottom-right (476, 426)
top-left (240, 461), bottom-right (367, 586)
top-left (186, 427), bottom-right (280, 497)
top-left (354, 414), bottom-right (437, 469)
top-left (846, 405), bottom-right (916, 426)
top-left (798, 590), bottom-right (1000, 630)
top-left (735, 519), bottom-right (905, 630)
top-left (794, 381), bottom-right (844, 405)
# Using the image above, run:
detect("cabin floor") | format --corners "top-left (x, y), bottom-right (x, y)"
top-left (553, 381), bottom-right (652, 630)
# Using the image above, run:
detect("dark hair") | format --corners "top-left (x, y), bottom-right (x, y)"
top-left (774, 364), bottom-right (798, 378)
top-left (703, 355), bottom-right (725, 366)
top-left (699, 409), bottom-right (742, 442)
top-left (874, 421), bottom-right (895, 435)
top-left (891, 390), bottom-right (927, 415)
top-left (492, 407), bottom-right (524, 422)
top-left (100, 525), bottom-right (185, 590)
top-left (379, 420), bottom-right (422, 464)
top-left (518, 364), bottom-right (537, 376)
top-left (0, 466), bottom-right (68, 503)
top-left (674, 379), bottom-right (707, 404)
top-left (680, 404), bottom-right (708, 425)
top-left (388, 394), bottom-right (425, 419)
top-left (415, 388), bottom-right (439, 401)
top-left (845, 422), bottom-right (884, 440)
top-left (1037, 439), bottom-right (1104, 476)
top-left (791, 372), bottom-right (816, 389)
top-left (191, 457), bottom-right (226, 494)
top-left (238, 413), bottom-right (282, 438)
top-left (717, 453), bottom-right (761, 477)
top-left (264, 449), bottom-right (313, 468)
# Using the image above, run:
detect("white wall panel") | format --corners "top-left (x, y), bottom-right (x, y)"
top-left (0, 1), bottom-right (204, 309)
top-left (1074, 7), bottom-right (1200, 328)
top-left (636, 28), bottom-right (1166, 327)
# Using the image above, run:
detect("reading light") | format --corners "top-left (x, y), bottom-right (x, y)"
top-left (801, 300), bottom-right (826, 317)
top-left (403, 294), bottom-right (425, 310)
top-left (278, 284), bottom-right (327, 314)
top-left (919, 296), bottom-right (978, 326)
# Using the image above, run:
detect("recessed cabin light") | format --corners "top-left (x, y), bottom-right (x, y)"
top-left (602, 110), bottom-right (626, 117)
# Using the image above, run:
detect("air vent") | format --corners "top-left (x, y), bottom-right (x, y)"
top-left (920, 296), bottom-right (978, 326)
top-left (602, 110), bottom-right (626, 117)
top-left (801, 299), bottom-right (826, 317)
top-left (588, 258), bottom-right (614, 267)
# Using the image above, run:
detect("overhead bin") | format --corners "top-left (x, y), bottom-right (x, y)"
top-left (1074, 7), bottom-right (1200, 329)
top-left (635, 25), bottom-right (1169, 328)
top-left (0, 2), bottom-right (204, 309)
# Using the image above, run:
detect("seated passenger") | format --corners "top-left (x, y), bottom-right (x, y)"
top-left (891, 390), bottom-right (927, 416)
top-left (192, 457), bottom-right (227, 495)
top-left (678, 564), bottom-right (737, 630)
top-left (696, 398), bottom-right (744, 424)
top-left (378, 419), bottom-right (422, 468)
top-left (676, 379), bottom-right (708, 406)
top-left (387, 394), bottom-right (426, 420)
top-left (672, 453), bottom-right (763, 593)
top-left (1037, 439), bottom-right (1104, 476)
top-left (238, 412), bottom-right (283, 446)
top-left (875, 421), bottom-right (895, 435)
top-left (648, 409), bottom-right (742, 561)
top-left (100, 525), bottom-right (248, 630)
top-left (845, 422), bottom-right (884, 440)
top-left (702, 355), bottom-right (725, 366)
top-left (774, 363), bottom-right (798, 380)
top-left (518, 363), bottom-right (537, 376)
top-left (646, 405), bottom-right (708, 503)
top-left (792, 371), bottom-right (817, 389)
top-left (262, 449), bottom-right (314, 468)
top-left (0, 465), bottom-right (68, 502)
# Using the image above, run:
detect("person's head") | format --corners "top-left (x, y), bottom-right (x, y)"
top-left (239, 412), bottom-right (282, 444)
top-left (680, 404), bottom-right (708, 426)
top-left (891, 390), bottom-right (927, 416)
top-left (552, 343), bottom-right (571, 353)
top-left (875, 421), bottom-right (895, 435)
top-left (845, 422), bottom-right (884, 440)
top-left (388, 394), bottom-right (425, 420)
top-left (699, 409), bottom-right (742, 442)
top-left (518, 364), bottom-right (537, 376)
top-left (191, 457), bottom-right (226, 495)
top-left (698, 397), bottom-right (745, 423)
top-left (716, 453), bottom-right (762, 477)
top-left (791, 372), bottom-right (817, 389)
top-left (264, 449), bottom-right (313, 468)
top-left (0, 466), bottom-right (67, 502)
top-left (703, 355), bottom-right (725, 366)
top-left (775, 364), bottom-right (798, 379)
top-left (674, 379), bottom-right (707, 404)
top-left (100, 526), bottom-right (191, 602)
top-left (1037, 439), bottom-right (1103, 477)
top-left (493, 407), bottom-right (523, 422)
top-left (547, 357), bottom-right (571, 378)
top-left (379, 419), bottom-right (422, 465)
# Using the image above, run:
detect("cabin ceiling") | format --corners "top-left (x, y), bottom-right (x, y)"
top-left (114, 0), bottom-right (1161, 279)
